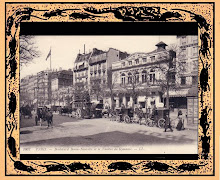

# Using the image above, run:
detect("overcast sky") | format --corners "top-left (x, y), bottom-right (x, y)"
top-left (20, 36), bottom-right (177, 78)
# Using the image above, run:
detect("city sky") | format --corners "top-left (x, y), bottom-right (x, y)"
top-left (20, 35), bottom-right (177, 78)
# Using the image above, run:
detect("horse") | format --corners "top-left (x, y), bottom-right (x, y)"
top-left (36, 107), bottom-right (53, 128)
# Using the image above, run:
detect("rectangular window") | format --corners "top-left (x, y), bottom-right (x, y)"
top-left (181, 62), bottom-right (186, 72)
top-left (142, 58), bottom-right (147, 62)
top-left (135, 59), bottom-right (139, 64)
top-left (193, 47), bottom-right (198, 56)
top-left (193, 60), bottom-right (198, 70)
top-left (192, 76), bottom-right (198, 85)
top-left (122, 62), bottom-right (125, 67)
top-left (150, 74), bottom-right (155, 84)
top-left (150, 56), bottom-right (155, 61)
top-left (128, 61), bottom-right (132, 65)
top-left (182, 49), bottom-right (186, 56)
top-left (181, 77), bottom-right (186, 85)
top-left (181, 36), bottom-right (186, 45)
top-left (170, 72), bottom-right (176, 84)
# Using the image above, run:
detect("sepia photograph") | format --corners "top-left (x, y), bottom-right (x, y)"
top-left (19, 35), bottom-right (198, 155)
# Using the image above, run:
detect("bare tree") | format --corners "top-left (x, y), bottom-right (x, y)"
top-left (155, 50), bottom-right (187, 108)
top-left (74, 85), bottom-right (90, 105)
top-left (90, 78), bottom-right (103, 101)
top-left (106, 68), bottom-right (119, 109)
top-left (121, 71), bottom-right (141, 109)
top-left (19, 35), bottom-right (41, 67)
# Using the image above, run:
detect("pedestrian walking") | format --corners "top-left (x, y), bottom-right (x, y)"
top-left (164, 112), bottom-right (173, 132)
top-left (176, 110), bottom-right (185, 131)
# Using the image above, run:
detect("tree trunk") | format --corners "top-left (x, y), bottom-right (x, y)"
top-left (166, 72), bottom-right (170, 109)
top-left (132, 97), bottom-right (135, 109)
top-left (110, 88), bottom-right (114, 109)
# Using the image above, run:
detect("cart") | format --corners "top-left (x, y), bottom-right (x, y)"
top-left (75, 102), bottom-right (103, 119)
top-left (146, 107), bottom-right (169, 128)
top-left (112, 107), bottom-right (134, 123)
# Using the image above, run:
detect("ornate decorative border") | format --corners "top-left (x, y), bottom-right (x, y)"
top-left (5, 2), bottom-right (214, 175)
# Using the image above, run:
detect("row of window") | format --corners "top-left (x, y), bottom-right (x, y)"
top-left (91, 63), bottom-right (106, 71)
top-left (180, 36), bottom-right (198, 46)
top-left (122, 54), bottom-right (171, 67)
top-left (90, 70), bottom-right (106, 77)
top-left (121, 70), bottom-right (156, 85)
top-left (180, 46), bottom-right (198, 58)
top-left (75, 70), bottom-right (88, 77)
top-left (180, 76), bottom-right (198, 85)
top-left (121, 56), bottom-right (156, 67)
top-left (179, 60), bottom-right (198, 72)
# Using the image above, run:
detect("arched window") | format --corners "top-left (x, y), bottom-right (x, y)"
top-left (135, 72), bottom-right (139, 83)
top-left (121, 73), bottom-right (126, 85)
top-left (128, 72), bottom-right (132, 84)
top-left (149, 69), bottom-right (156, 84)
top-left (142, 70), bottom-right (147, 83)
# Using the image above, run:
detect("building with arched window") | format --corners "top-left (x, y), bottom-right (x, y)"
top-left (112, 41), bottom-right (171, 110)
top-left (111, 39), bottom-right (198, 125)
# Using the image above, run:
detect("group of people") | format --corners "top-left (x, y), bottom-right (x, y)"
top-left (164, 110), bottom-right (185, 132)
top-left (104, 101), bottom-right (186, 132)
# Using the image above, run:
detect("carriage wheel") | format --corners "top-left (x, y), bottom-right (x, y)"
top-left (124, 115), bottom-right (131, 123)
top-left (76, 109), bottom-right (82, 119)
top-left (116, 115), bottom-right (121, 122)
top-left (158, 118), bottom-right (166, 129)
top-left (147, 119), bottom-right (154, 127)
top-left (133, 114), bottom-right (139, 124)
top-left (111, 111), bottom-right (117, 121)
top-left (110, 113), bottom-right (114, 120)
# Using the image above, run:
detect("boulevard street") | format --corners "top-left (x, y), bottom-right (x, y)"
top-left (20, 114), bottom-right (197, 154)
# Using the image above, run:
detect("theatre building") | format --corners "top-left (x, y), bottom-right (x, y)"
top-left (111, 41), bottom-right (174, 112)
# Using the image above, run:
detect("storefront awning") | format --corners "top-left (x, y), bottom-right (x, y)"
top-left (163, 89), bottom-right (189, 98)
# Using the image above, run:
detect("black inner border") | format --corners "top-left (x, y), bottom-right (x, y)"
top-left (20, 21), bottom-right (198, 160)
top-left (20, 22), bottom-right (198, 35)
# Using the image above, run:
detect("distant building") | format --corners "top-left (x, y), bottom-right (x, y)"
top-left (175, 35), bottom-right (198, 124)
top-left (20, 75), bottom-right (37, 106)
top-left (73, 52), bottom-right (91, 91)
top-left (73, 48), bottom-right (129, 107)
top-left (51, 69), bottom-right (73, 107)
top-left (73, 52), bottom-right (91, 107)
top-left (20, 69), bottom-right (74, 108)
top-left (176, 35), bottom-right (198, 86)
top-left (36, 70), bottom-right (51, 106)
top-left (89, 48), bottom-right (129, 103)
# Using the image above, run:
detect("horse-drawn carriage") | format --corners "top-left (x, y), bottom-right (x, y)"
top-left (145, 108), bottom-right (168, 128)
top-left (35, 106), bottom-right (53, 127)
top-left (59, 107), bottom-right (72, 115)
top-left (110, 106), bottom-right (168, 129)
top-left (75, 102), bottom-right (103, 119)
top-left (20, 105), bottom-right (32, 119)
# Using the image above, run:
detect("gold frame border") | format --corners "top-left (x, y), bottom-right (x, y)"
top-left (5, 2), bottom-right (214, 176)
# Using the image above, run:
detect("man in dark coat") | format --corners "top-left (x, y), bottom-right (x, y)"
top-left (164, 111), bottom-right (173, 132)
